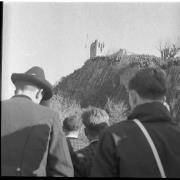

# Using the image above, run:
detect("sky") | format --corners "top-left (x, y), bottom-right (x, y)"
top-left (2, 2), bottom-right (180, 100)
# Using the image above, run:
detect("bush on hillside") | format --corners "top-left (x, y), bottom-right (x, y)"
top-left (50, 94), bottom-right (82, 124)
top-left (166, 66), bottom-right (180, 125)
top-left (104, 98), bottom-right (128, 125)
top-left (50, 94), bottom-right (89, 143)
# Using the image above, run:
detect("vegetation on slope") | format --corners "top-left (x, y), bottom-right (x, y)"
top-left (52, 53), bottom-right (180, 126)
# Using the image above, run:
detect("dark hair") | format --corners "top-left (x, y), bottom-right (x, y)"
top-left (63, 115), bottom-right (81, 132)
top-left (82, 107), bottom-right (109, 132)
top-left (128, 67), bottom-right (167, 100)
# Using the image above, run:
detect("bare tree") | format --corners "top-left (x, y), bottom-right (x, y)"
top-left (158, 40), bottom-right (180, 60)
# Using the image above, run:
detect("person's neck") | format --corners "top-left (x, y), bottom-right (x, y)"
top-left (133, 98), bottom-right (163, 110)
top-left (16, 91), bottom-right (39, 104)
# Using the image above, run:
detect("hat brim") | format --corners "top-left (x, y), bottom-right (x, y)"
top-left (11, 73), bottom-right (53, 100)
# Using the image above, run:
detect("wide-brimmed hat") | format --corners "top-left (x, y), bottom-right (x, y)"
top-left (11, 66), bottom-right (53, 100)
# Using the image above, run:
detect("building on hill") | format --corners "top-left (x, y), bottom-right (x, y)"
top-left (90, 40), bottom-right (105, 58)
top-left (90, 39), bottom-right (132, 61)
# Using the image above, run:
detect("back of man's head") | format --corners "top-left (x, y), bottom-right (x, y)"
top-left (128, 67), bottom-right (167, 100)
top-left (15, 81), bottom-right (40, 93)
top-left (14, 81), bottom-right (44, 104)
top-left (82, 107), bottom-right (109, 138)
top-left (63, 115), bottom-right (81, 133)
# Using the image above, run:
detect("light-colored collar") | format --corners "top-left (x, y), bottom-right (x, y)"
top-left (90, 139), bottom-right (99, 144)
top-left (66, 134), bottom-right (79, 139)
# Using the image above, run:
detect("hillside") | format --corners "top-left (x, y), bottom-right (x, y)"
top-left (52, 52), bottom-right (180, 124)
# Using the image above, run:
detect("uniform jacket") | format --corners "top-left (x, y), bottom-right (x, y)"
top-left (91, 102), bottom-right (180, 178)
top-left (1, 95), bottom-right (74, 177)
top-left (75, 140), bottom-right (99, 177)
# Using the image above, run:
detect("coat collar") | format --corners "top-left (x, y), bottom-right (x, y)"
top-left (128, 102), bottom-right (173, 123)
top-left (12, 94), bottom-right (32, 101)
top-left (89, 139), bottom-right (99, 145)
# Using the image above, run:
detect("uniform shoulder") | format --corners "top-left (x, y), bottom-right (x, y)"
top-left (105, 120), bottom-right (134, 134)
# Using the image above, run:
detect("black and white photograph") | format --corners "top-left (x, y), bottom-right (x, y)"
top-left (1, 0), bottom-right (180, 177)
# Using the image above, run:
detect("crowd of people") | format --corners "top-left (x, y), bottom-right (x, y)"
top-left (1, 66), bottom-right (180, 177)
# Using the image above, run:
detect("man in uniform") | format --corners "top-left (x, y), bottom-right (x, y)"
top-left (91, 67), bottom-right (180, 177)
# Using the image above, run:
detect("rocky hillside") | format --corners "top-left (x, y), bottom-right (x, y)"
top-left (52, 52), bottom-right (180, 124)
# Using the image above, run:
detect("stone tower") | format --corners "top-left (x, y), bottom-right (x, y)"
top-left (90, 40), bottom-right (105, 58)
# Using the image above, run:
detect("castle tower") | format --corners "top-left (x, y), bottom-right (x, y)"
top-left (90, 40), bottom-right (105, 58)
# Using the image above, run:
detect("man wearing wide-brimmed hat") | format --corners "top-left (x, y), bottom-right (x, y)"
top-left (1, 66), bottom-right (74, 177)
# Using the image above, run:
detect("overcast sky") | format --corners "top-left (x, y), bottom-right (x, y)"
top-left (2, 2), bottom-right (180, 100)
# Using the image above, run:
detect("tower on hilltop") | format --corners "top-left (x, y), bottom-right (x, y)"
top-left (90, 40), bottom-right (105, 58)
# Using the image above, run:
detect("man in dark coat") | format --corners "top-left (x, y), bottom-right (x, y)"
top-left (91, 67), bottom-right (180, 178)
top-left (1, 66), bottom-right (74, 177)
top-left (75, 107), bottom-right (110, 177)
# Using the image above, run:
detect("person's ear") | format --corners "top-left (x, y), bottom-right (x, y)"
top-left (162, 96), bottom-right (170, 111)
top-left (129, 90), bottom-right (138, 109)
top-left (36, 89), bottom-right (43, 101)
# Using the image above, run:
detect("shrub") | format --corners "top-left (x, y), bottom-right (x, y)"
top-left (50, 94), bottom-right (82, 124)
top-left (166, 66), bottom-right (180, 124)
top-left (104, 98), bottom-right (128, 125)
